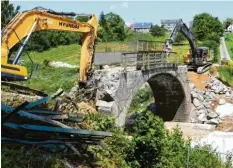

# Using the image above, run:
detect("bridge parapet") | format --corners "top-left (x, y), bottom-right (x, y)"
top-left (121, 50), bottom-right (178, 72)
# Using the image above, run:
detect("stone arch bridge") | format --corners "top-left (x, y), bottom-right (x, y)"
top-left (94, 51), bottom-right (191, 126)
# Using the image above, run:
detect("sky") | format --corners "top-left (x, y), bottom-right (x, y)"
top-left (10, 1), bottom-right (233, 25)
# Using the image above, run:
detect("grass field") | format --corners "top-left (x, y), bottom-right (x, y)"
top-left (225, 33), bottom-right (233, 60)
top-left (19, 44), bottom-right (80, 93)
top-left (23, 44), bottom-right (81, 65)
top-left (218, 65), bottom-right (233, 87)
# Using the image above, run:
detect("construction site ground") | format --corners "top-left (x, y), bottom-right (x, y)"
top-left (165, 71), bottom-right (233, 141)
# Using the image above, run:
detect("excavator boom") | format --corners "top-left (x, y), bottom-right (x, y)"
top-left (165, 19), bottom-right (212, 73)
top-left (165, 19), bottom-right (198, 63)
top-left (1, 8), bottom-right (98, 84)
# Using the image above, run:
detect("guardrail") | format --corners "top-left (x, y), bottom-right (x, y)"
top-left (94, 40), bottom-right (179, 71)
top-left (121, 51), bottom-right (178, 72)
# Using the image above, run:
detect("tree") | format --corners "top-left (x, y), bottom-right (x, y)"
top-left (1, 0), bottom-right (20, 29)
top-left (223, 18), bottom-right (233, 29)
top-left (150, 25), bottom-right (166, 37)
top-left (97, 12), bottom-right (126, 42)
top-left (99, 11), bottom-right (106, 27)
top-left (192, 13), bottom-right (224, 63)
top-left (174, 32), bottom-right (186, 44)
top-left (192, 13), bottom-right (224, 41)
top-left (76, 15), bottom-right (88, 22)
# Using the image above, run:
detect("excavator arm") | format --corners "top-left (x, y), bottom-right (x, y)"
top-left (165, 19), bottom-right (199, 64)
top-left (165, 19), bottom-right (212, 73)
top-left (1, 8), bottom-right (98, 84)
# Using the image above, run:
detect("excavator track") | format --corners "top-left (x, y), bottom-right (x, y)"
top-left (1, 81), bottom-right (48, 97)
top-left (196, 63), bottom-right (212, 74)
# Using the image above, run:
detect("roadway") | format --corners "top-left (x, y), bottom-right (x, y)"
top-left (220, 37), bottom-right (231, 61)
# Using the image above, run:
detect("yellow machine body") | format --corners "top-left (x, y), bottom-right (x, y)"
top-left (1, 9), bottom-right (98, 82)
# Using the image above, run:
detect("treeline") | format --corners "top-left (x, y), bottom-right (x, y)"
top-left (27, 31), bottom-right (81, 52)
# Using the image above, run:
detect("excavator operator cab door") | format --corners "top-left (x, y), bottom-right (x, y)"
top-left (197, 48), bottom-right (209, 62)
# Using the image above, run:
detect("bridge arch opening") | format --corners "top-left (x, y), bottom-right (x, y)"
top-left (147, 73), bottom-right (186, 121)
top-left (128, 73), bottom-right (187, 122)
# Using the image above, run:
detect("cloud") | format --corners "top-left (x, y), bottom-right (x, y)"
top-left (192, 11), bottom-right (198, 15)
top-left (121, 1), bottom-right (129, 8)
top-left (109, 4), bottom-right (117, 10)
top-left (109, 1), bottom-right (129, 10)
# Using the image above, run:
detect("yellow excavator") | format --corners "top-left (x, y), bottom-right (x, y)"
top-left (1, 7), bottom-right (98, 86)
top-left (165, 19), bottom-right (212, 73)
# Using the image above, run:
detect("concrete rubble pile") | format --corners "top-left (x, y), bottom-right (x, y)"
top-left (190, 77), bottom-right (233, 126)
top-left (191, 131), bottom-right (233, 165)
top-left (94, 71), bottom-right (120, 115)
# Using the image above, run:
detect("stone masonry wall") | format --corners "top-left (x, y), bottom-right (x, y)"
top-left (95, 66), bottom-right (191, 126)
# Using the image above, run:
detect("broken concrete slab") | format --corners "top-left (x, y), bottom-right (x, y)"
top-left (216, 103), bottom-right (233, 118)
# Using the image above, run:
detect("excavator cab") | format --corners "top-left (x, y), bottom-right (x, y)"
top-left (197, 47), bottom-right (210, 63)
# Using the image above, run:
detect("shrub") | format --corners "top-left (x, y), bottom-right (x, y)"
top-left (1, 146), bottom-right (63, 168)
top-left (150, 25), bottom-right (166, 37)
top-left (218, 65), bottom-right (233, 87)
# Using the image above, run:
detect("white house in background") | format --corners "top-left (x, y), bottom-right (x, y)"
top-left (227, 24), bottom-right (233, 32)
top-left (160, 19), bottom-right (178, 31)
top-left (132, 22), bottom-right (153, 33)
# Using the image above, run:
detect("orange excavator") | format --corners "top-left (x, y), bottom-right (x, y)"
top-left (1, 7), bottom-right (98, 86)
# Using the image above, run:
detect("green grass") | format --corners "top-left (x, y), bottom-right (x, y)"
top-left (125, 32), bottom-right (168, 42)
top-left (215, 47), bottom-right (221, 63)
top-left (19, 44), bottom-right (80, 93)
top-left (172, 44), bottom-right (190, 64)
top-left (95, 33), bottom-right (168, 52)
top-left (96, 42), bottom-right (136, 52)
top-left (225, 33), bottom-right (233, 60)
top-left (128, 85), bottom-right (154, 115)
top-left (218, 65), bottom-right (233, 87)
top-left (23, 44), bottom-right (81, 65)
top-left (2, 146), bottom-right (64, 168)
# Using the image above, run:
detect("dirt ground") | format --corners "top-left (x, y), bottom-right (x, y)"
top-left (216, 116), bottom-right (233, 132)
top-left (165, 122), bottom-right (216, 141)
top-left (185, 72), bottom-right (233, 134)
top-left (188, 72), bottom-right (210, 91)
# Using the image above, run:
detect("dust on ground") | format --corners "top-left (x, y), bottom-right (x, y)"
top-left (216, 116), bottom-right (233, 132)
top-left (165, 122), bottom-right (215, 141)
top-left (188, 72), bottom-right (210, 91)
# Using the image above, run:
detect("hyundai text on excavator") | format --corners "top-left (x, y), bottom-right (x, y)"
top-left (1, 7), bottom-right (98, 86)
top-left (164, 19), bottom-right (213, 74)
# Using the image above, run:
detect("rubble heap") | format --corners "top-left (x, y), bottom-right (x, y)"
top-left (190, 77), bottom-right (233, 125)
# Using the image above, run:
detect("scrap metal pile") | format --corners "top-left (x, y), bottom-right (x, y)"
top-left (1, 88), bottom-right (112, 155)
